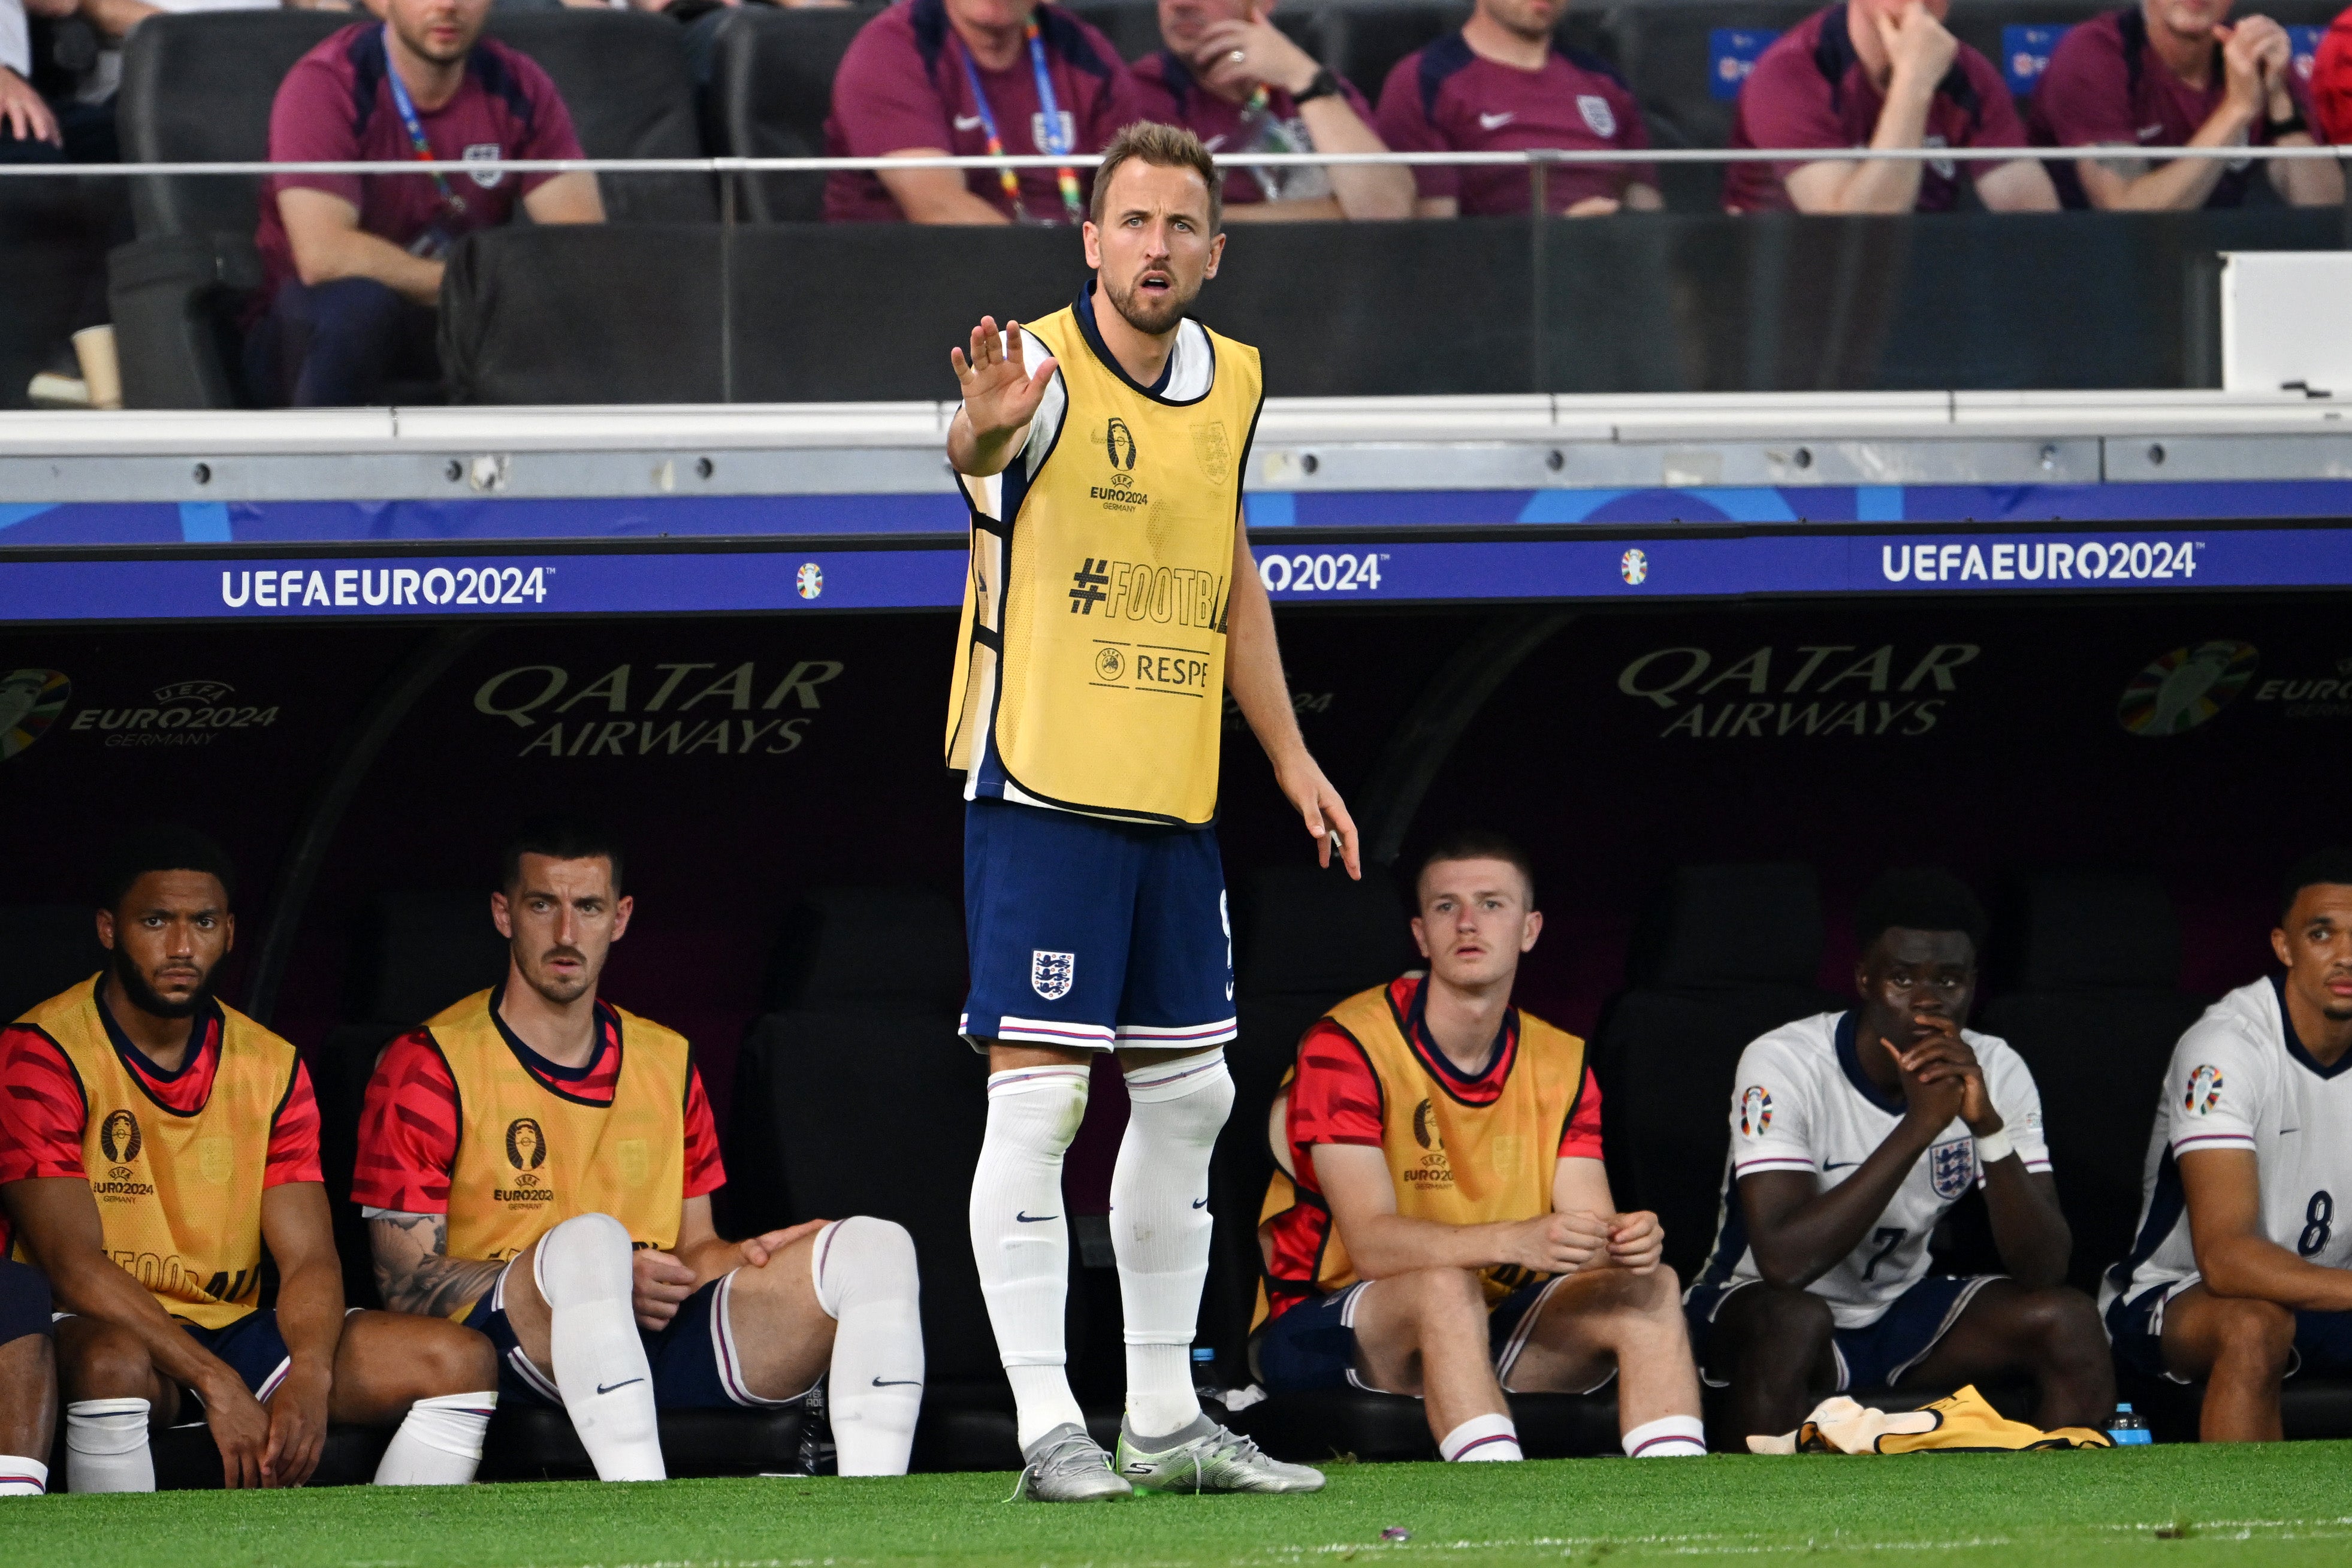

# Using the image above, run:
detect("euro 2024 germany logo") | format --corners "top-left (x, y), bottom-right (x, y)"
top-left (0, 669), bottom-right (70, 760)
top-left (2117, 641), bottom-right (2257, 736)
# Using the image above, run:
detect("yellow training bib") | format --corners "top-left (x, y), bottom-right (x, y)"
top-left (428, 989), bottom-right (689, 1293)
top-left (1256, 983), bottom-right (1588, 1326)
top-left (944, 298), bottom-right (1264, 824)
top-left (16, 977), bottom-right (297, 1328)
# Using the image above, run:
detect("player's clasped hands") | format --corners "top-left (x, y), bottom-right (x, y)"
top-left (1887, 1010), bottom-right (1996, 1131)
top-left (632, 1247), bottom-right (700, 1331)
top-left (1509, 1209), bottom-right (1665, 1276)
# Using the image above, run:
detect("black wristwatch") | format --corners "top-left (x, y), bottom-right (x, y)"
top-left (1294, 68), bottom-right (1340, 104)
top-left (2268, 105), bottom-right (2309, 138)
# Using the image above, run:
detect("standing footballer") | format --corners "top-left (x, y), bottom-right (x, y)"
top-left (945, 120), bottom-right (1355, 1502)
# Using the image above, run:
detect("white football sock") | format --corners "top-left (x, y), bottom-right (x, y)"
top-left (373, 1390), bottom-right (498, 1485)
top-left (0, 1456), bottom-right (46, 1497)
top-left (535, 1213), bottom-right (665, 1482)
top-left (1112, 1050), bottom-right (1233, 1442)
top-left (810, 1216), bottom-right (924, 1476)
top-left (970, 1063), bottom-right (1091, 1448)
top-left (65, 1398), bottom-right (153, 1493)
top-left (1623, 1413), bottom-right (1707, 1457)
top-left (1439, 1412), bottom-right (1522, 1462)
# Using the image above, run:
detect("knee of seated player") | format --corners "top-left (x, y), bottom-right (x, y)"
top-left (1390, 1266), bottom-right (1488, 1331)
top-left (1724, 1285), bottom-right (1834, 1359)
top-left (816, 1216), bottom-right (919, 1306)
top-left (2007, 1286), bottom-right (2106, 1355)
top-left (533, 1212), bottom-right (636, 1307)
top-left (2203, 1295), bottom-right (2298, 1376)
top-left (332, 1312), bottom-right (499, 1418)
top-left (388, 1315), bottom-right (500, 1397)
top-left (57, 1319), bottom-right (158, 1404)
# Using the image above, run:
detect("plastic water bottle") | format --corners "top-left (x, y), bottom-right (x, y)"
top-left (1193, 1347), bottom-right (1222, 1407)
top-left (2108, 1403), bottom-right (2152, 1445)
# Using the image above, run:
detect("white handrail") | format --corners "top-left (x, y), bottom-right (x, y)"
top-left (0, 145), bottom-right (2344, 176)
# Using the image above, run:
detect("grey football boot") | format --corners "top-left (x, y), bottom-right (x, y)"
top-left (1016, 1423), bottom-right (1134, 1502)
top-left (1113, 1412), bottom-right (1327, 1494)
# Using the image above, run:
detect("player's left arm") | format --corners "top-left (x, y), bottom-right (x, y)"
top-left (256, 1181), bottom-right (348, 1488)
top-left (1226, 524), bottom-right (1360, 878)
top-left (1908, 1033), bottom-right (2070, 1285)
top-left (1973, 158), bottom-right (2060, 211)
top-left (1552, 1156), bottom-right (1663, 1274)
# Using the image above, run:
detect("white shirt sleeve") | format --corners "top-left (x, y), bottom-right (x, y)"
top-left (1979, 1039), bottom-right (2052, 1174)
top-left (1, 0), bottom-right (31, 78)
top-left (1728, 1032), bottom-right (1819, 1178)
top-left (2164, 1016), bottom-right (2266, 1158)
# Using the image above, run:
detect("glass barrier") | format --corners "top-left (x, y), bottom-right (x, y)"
top-left (0, 147), bottom-right (2344, 407)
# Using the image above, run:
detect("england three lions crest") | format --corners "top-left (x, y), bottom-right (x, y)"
top-left (1191, 421), bottom-right (1232, 485)
top-left (1929, 1138), bottom-right (1976, 1200)
top-left (1031, 950), bottom-right (1076, 1001)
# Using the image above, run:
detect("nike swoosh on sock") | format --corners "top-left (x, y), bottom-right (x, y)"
top-left (1016, 1211), bottom-right (1059, 1222)
top-left (596, 1377), bottom-right (646, 1395)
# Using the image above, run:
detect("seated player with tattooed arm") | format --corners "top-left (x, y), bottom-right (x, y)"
top-left (2103, 849), bottom-right (2352, 1441)
top-left (0, 826), bottom-right (497, 1493)
top-left (1685, 869), bottom-right (2112, 1443)
top-left (357, 817), bottom-right (926, 1481)
top-left (1254, 832), bottom-right (1707, 1463)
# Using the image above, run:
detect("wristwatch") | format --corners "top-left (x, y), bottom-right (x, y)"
top-left (1294, 68), bottom-right (1340, 104)
top-left (2268, 105), bottom-right (2309, 138)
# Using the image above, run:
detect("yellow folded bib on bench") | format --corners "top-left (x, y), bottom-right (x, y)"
top-left (1747, 1385), bottom-right (2113, 1454)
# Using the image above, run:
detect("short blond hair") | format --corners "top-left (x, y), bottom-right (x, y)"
top-left (1090, 120), bottom-right (1222, 234)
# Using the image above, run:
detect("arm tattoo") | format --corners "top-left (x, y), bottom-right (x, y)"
top-left (369, 1210), bottom-right (507, 1320)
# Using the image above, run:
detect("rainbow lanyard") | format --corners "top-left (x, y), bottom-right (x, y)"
top-left (957, 22), bottom-right (1085, 225)
top-left (382, 25), bottom-right (466, 219)
top-left (1238, 85), bottom-right (1305, 201)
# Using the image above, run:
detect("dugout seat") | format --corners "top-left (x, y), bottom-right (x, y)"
top-left (708, 6), bottom-right (873, 223)
top-left (729, 887), bottom-right (1040, 1472)
top-left (1602, 0), bottom-right (1820, 212)
top-left (0, 905), bottom-right (105, 1023)
top-left (1586, 863), bottom-right (1843, 1284)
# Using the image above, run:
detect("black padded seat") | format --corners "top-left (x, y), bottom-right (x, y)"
top-left (1975, 872), bottom-right (2205, 1293)
top-left (727, 888), bottom-right (1023, 1472)
top-left (1236, 1386), bottom-right (1621, 1463)
top-left (708, 7), bottom-right (874, 222)
top-left (1321, 0), bottom-right (1472, 107)
top-left (477, 1406), bottom-right (807, 1481)
top-left (0, 905), bottom-right (105, 1023)
top-left (135, 1422), bottom-right (392, 1490)
top-left (1587, 863), bottom-right (1843, 1283)
top-left (1601, 0), bottom-right (1822, 211)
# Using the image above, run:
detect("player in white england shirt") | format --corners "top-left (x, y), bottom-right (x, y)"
top-left (2103, 850), bottom-right (2352, 1442)
top-left (1686, 869), bottom-right (2113, 1441)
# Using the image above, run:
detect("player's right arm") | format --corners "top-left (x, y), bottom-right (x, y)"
top-left (2, 1177), bottom-right (275, 1487)
top-left (946, 316), bottom-right (1057, 478)
top-left (356, 1033), bottom-right (505, 1321)
top-left (1736, 1029), bottom-right (1960, 1288)
top-left (2179, 1149), bottom-right (2352, 1310)
top-left (1312, 1143), bottom-right (1611, 1279)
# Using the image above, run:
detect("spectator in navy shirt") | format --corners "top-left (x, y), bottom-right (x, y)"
top-left (251, 0), bottom-right (602, 406)
top-left (2029, 1), bottom-right (2338, 209)
top-left (1133, 0), bottom-right (1411, 220)
top-left (1724, 0), bottom-right (2057, 212)
top-left (1375, 0), bottom-right (1657, 217)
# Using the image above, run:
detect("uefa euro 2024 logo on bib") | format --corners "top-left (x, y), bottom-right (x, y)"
top-left (1031, 950), bottom-right (1075, 1001)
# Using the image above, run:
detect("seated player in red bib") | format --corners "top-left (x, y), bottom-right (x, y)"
top-left (357, 817), bottom-right (925, 1481)
top-left (0, 826), bottom-right (499, 1492)
top-left (0, 1258), bottom-right (56, 1497)
top-left (1254, 832), bottom-right (1706, 1462)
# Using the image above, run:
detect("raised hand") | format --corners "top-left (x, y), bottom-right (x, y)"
top-left (1875, 0), bottom-right (1958, 93)
top-left (2215, 23), bottom-right (2271, 119)
top-left (951, 316), bottom-right (1057, 445)
top-left (1192, 14), bottom-right (1321, 98)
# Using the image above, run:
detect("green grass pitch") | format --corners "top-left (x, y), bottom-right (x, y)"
top-left (5, 1444), bottom-right (2351, 1567)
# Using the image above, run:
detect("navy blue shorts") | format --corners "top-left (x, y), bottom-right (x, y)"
top-left (1686, 1276), bottom-right (1994, 1391)
top-left (0, 1256), bottom-right (52, 1346)
top-left (1251, 1276), bottom-right (1608, 1396)
top-left (178, 1309), bottom-right (294, 1401)
top-left (2106, 1280), bottom-right (2352, 1383)
top-left (464, 1262), bottom-right (810, 1410)
top-left (961, 797), bottom-right (1234, 1053)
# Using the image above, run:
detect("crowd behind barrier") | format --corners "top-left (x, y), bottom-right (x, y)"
top-left (1, 0), bottom-right (2350, 406)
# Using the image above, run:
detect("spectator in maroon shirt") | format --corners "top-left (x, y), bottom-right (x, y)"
top-left (1723, 0), bottom-right (2057, 213)
top-left (2029, 2), bottom-right (2339, 209)
top-left (824, 0), bottom-right (1139, 223)
top-left (1375, 0), bottom-right (1658, 217)
top-left (248, 0), bottom-right (603, 407)
top-left (1133, 0), bottom-right (1411, 219)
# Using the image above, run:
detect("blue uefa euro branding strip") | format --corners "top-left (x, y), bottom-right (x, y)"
top-left (1708, 29), bottom-right (1779, 101)
top-left (2000, 25), bottom-right (2070, 98)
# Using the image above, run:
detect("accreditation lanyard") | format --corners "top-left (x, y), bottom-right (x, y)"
top-left (382, 25), bottom-right (467, 220)
top-left (956, 23), bottom-right (1085, 225)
